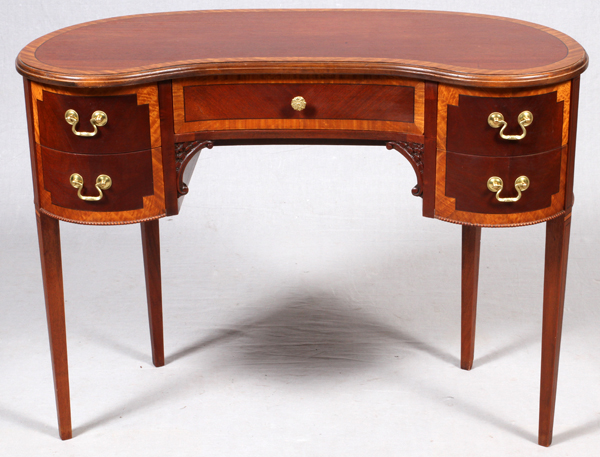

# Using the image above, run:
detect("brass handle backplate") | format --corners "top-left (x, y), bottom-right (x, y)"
top-left (488, 111), bottom-right (533, 140)
top-left (291, 96), bottom-right (306, 111)
top-left (487, 175), bottom-right (530, 202)
top-left (70, 173), bottom-right (112, 201)
top-left (65, 109), bottom-right (108, 137)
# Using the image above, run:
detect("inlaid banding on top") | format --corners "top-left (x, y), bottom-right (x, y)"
top-left (17, 10), bottom-right (588, 88)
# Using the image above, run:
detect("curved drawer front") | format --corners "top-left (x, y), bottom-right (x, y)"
top-left (439, 82), bottom-right (571, 157)
top-left (31, 83), bottom-right (161, 154)
top-left (435, 82), bottom-right (571, 226)
top-left (445, 148), bottom-right (563, 215)
top-left (41, 147), bottom-right (154, 211)
top-left (36, 145), bottom-right (166, 224)
top-left (447, 92), bottom-right (564, 156)
top-left (173, 75), bottom-right (425, 137)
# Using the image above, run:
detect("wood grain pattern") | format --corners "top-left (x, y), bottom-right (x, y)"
top-left (175, 129), bottom-right (424, 145)
top-left (141, 220), bottom-right (164, 367)
top-left (29, 82), bottom-right (166, 225)
top-left (16, 10), bottom-right (588, 88)
top-left (24, 79), bottom-right (40, 208)
top-left (16, 10), bottom-right (589, 446)
top-left (539, 211), bottom-right (572, 446)
top-left (445, 147), bottom-right (563, 215)
top-left (184, 82), bottom-right (415, 122)
top-left (173, 75), bottom-right (425, 137)
top-left (36, 145), bottom-right (166, 224)
top-left (31, 82), bottom-right (161, 151)
top-left (446, 92), bottom-right (564, 156)
top-left (565, 77), bottom-right (580, 210)
top-left (37, 91), bottom-right (151, 154)
top-left (437, 82), bottom-right (571, 151)
top-left (461, 225), bottom-right (481, 371)
top-left (158, 81), bottom-right (179, 216)
top-left (422, 82), bottom-right (438, 218)
top-left (40, 147), bottom-right (155, 212)
top-left (435, 82), bottom-right (571, 226)
top-left (36, 211), bottom-right (71, 440)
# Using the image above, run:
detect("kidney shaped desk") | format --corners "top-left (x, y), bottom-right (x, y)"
top-left (16, 9), bottom-right (588, 445)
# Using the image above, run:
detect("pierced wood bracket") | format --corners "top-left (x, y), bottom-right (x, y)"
top-left (175, 140), bottom-right (213, 196)
top-left (386, 141), bottom-right (425, 197)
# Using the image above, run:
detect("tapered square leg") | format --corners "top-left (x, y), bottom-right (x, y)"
top-left (141, 219), bottom-right (164, 367)
top-left (461, 225), bottom-right (481, 371)
top-left (36, 211), bottom-right (72, 440)
top-left (538, 212), bottom-right (571, 446)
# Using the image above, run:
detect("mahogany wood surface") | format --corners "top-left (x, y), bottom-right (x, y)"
top-left (141, 220), bottom-right (164, 367)
top-left (461, 225), bottom-right (481, 371)
top-left (24, 80), bottom-right (40, 207)
top-left (16, 8), bottom-right (589, 447)
top-left (36, 211), bottom-right (71, 440)
top-left (183, 82), bottom-right (415, 122)
top-left (16, 10), bottom-right (588, 88)
top-left (37, 91), bottom-right (151, 154)
top-left (31, 82), bottom-right (163, 151)
top-left (446, 92), bottom-right (564, 156)
top-left (445, 147), bottom-right (563, 214)
top-left (422, 82), bottom-right (438, 218)
top-left (435, 82), bottom-right (571, 227)
top-left (40, 147), bottom-right (155, 212)
top-left (173, 76), bottom-right (425, 137)
top-left (565, 77), bottom-right (581, 210)
top-left (158, 81), bottom-right (179, 216)
top-left (539, 212), bottom-right (572, 446)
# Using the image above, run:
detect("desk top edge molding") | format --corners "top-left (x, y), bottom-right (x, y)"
top-left (16, 9), bottom-right (589, 88)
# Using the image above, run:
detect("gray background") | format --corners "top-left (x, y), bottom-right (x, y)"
top-left (0, 0), bottom-right (598, 456)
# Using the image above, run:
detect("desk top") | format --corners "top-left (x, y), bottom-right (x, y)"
top-left (16, 9), bottom-right (588, 88)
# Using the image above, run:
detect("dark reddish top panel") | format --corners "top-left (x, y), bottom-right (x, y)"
top-left (16, 10), bottom-right (588, 88)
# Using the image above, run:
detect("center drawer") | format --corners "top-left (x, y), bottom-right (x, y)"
top-left (173, 75), bottom-right (425, 136)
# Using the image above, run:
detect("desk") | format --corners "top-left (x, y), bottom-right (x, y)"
top-left (16, 9), bottom-right (588, 445)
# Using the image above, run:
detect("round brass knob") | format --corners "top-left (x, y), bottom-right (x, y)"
top-left (291, 96), bottom-right (306, 111)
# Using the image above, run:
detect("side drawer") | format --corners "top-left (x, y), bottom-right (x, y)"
top-left (445, 148), bottom-right (563, 215)
top-left (32, 82), bottom-right (161, 154)
top-left (41, 147), bottom-right (154, 212)
top-left (35, 145), bottom-right (166, 224)
top-left (439, 82), bottom-right (570, 157)
top-left (446, 92), bottom-right (564, 156)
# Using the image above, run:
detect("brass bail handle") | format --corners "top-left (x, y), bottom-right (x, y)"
top-left (488, 110), bottom-right (533, 140)
top-left (487, 176), bottom-right (530, 203)
top-left (70, 173), bottom-right (112, 201)
top-left (65, 109), bottom-right (108, 137)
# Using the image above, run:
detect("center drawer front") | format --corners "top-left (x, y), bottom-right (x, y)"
top-left (183, 83), bottom-right (415, 122)
top-left (173, 76), bottom-right (425, 136)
